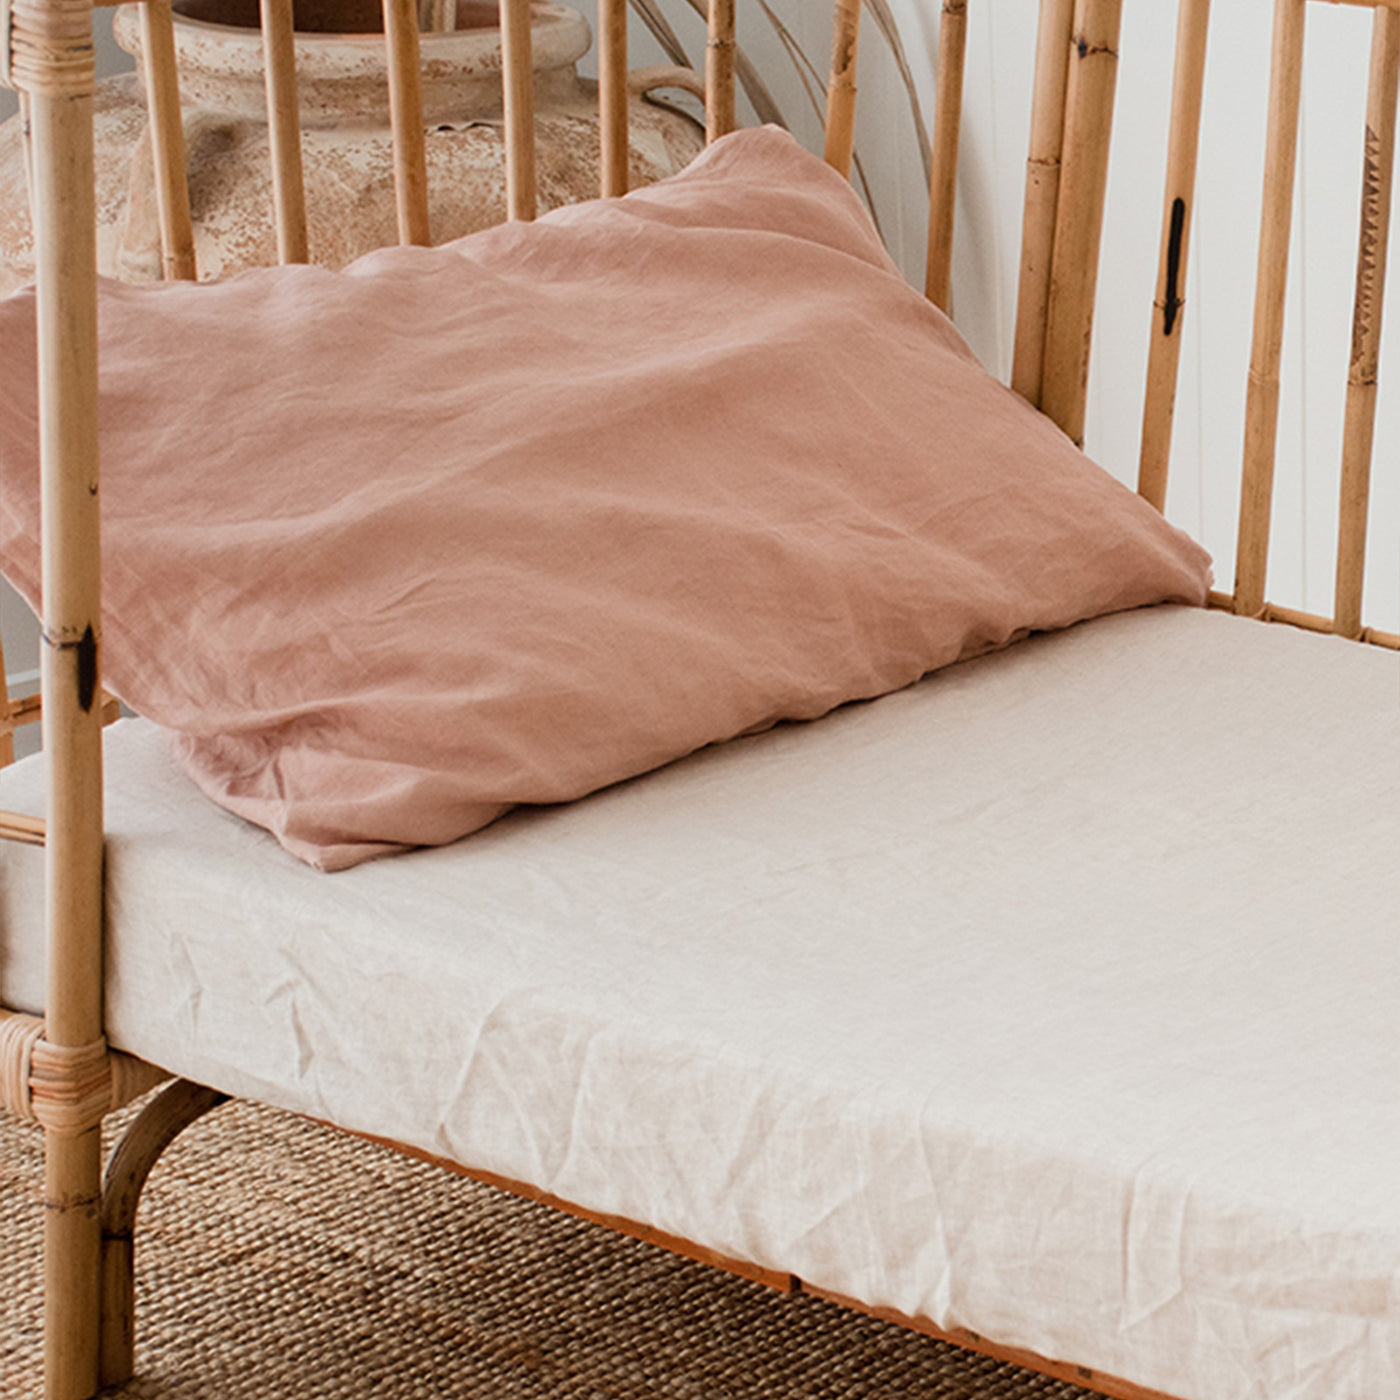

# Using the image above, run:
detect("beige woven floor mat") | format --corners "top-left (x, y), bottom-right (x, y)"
top-left (2, 1096), bottom-right (1098, 1399)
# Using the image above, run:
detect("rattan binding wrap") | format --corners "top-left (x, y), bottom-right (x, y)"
top-left (0, 0), bottom-right (13, 90)
top-left (2, 0), bottom-right (93, 97)
top-left (0, 1009), bottom-right (45, 1114)
top-left (0, 1011), bottom-right (168, 1131)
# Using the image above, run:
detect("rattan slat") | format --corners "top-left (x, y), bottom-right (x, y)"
top-left (924, 0), bottom-right (967, 313)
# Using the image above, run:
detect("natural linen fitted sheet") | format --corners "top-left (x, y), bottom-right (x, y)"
top-left (2, 603), bottom-right (1398, 1400)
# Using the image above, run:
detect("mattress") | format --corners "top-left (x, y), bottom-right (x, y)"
top-left (2, 604), bottom-right (1397, 1400)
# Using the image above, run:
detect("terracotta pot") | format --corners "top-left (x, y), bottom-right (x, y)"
top-left (0, 0), bottom-right (704, 291)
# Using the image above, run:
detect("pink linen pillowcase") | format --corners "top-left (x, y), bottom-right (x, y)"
top-left (0, 127), bottom-right (1212, 870)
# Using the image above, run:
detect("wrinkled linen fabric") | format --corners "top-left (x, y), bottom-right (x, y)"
top-left (0, 127), bottom-right (1209, 869)
top-left (2, 606), bottom-right (1398, 1400)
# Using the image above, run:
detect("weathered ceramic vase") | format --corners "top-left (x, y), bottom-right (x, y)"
top-left (0, 0), bottom-right (704, 292)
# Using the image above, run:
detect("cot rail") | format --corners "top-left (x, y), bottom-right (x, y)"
top-left (1333, 3), bottom-right (1400, 637)
top-left (136, 0), bottom-right (195, 278)
top-left (0, 806), bottom-right (45, 842)
top-left (1010, 0), bottom-right (1122, 450)
top-left (923, 0), bottom-right (966, 312)
top-left (1137, 0), bottom-right (1209, 512)
top-left (2, 5), bottom-right (108, 1400)
top-left (500, 0), bottom-right (536, 220)
top-left (1038, 0), bottom-right (1122, 448)
top-left (1011, 0), bottom-right (1073, 408)
top-left (599, 0), bottom-right (628, 194)
top-left (261, 0), bottom-right (309, 259)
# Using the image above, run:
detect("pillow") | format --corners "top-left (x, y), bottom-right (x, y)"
top-left (0, 127), bottom-right (1212, 870)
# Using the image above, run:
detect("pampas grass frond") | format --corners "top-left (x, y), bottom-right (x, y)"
top-left (625, 0), bottom-right (930, 228)
top-left (626, 0), bottom-right (693, 69)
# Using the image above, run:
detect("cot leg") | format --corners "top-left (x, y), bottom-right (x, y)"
top-left (45, 1127), bottom-right (104, 1400)
top-left (98, 1080), bottom-right (230, 1389)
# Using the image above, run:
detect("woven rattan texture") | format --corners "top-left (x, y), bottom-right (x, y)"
top-left (1, 1096), bottom-right (1097, 1399)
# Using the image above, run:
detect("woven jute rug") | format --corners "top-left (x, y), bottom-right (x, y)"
top-left (2, 1096), bottom-right (1098, 1399)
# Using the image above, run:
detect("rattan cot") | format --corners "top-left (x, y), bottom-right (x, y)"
top-left (0, 1), bottom-right (1397, 1398)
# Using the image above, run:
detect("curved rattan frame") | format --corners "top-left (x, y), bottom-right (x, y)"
top-left (2, 0), bottom-right (1394, 1396)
